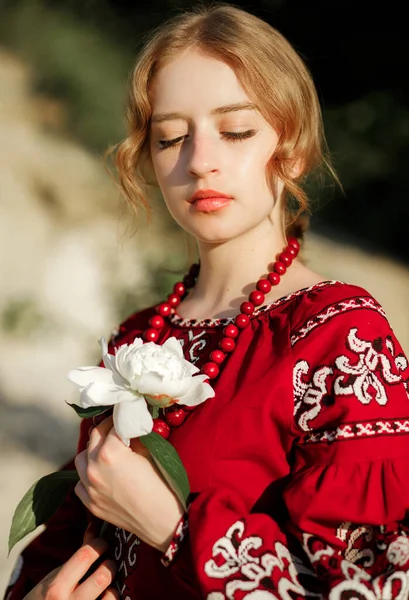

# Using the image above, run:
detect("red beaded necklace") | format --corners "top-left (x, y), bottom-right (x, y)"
top-left (142, 237), bottom-right (300, 439)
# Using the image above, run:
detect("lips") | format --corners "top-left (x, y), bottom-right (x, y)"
top-left (189, 189), bottom-right (233, 204)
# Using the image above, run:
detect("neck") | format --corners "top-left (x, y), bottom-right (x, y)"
top-left (182, 221), bottom-right (289, 318)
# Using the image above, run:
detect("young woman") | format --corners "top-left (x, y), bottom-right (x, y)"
top-left (6, 4), bottom-right (409, 600)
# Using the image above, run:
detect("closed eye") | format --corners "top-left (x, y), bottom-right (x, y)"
top-left (157, 129), bottom-right (257, 150)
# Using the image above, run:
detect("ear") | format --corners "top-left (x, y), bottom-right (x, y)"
top-left (288, 156), bottom-right (304, 180)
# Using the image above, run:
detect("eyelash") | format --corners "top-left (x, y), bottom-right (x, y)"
top-left (157, 129), bottom-right (257, 150)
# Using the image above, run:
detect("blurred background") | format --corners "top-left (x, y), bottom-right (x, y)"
top-left (0, 0), bottom-right (408, 590)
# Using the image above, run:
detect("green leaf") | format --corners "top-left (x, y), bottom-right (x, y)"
top-left (66, 402), bottom-right (110, 418)
top-left (9, 470), bottom-right (79, 554)
top-left (139, 432), bottom-right (190, 510)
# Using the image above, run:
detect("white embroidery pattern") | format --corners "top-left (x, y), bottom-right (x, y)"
top-left (178, 330), bottom-right (208, 364)
top-left (334, 328), bottom-right (401, 405)
top-left (386, 336), bottom-right (409, 399)
top-left (293, 360), bottom-right (333, 431)
top-left (387, 536), bottom-right (409, 567)
top-left (294, 327), bottom-right (407, 434)
top-left (328, 561), bottom-right (409, 600)
top-left (114, 527), bottom-right (140, 599)
top-left (204, 521), bottom-right (314, 599)
top-left (291, 297), bottom-right (386, 347)
top-left (302, 418), bottom-right (409, 444)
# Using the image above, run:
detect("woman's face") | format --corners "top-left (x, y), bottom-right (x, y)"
top-left (149, 49), bottom-right (282, 244)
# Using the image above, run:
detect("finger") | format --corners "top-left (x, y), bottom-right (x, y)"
top-left (56, 538), bottom-right (108, 592)
top-left (83, 521), bottom-right (102, 545)
top-left (75, 480), bottom-right (91, 509)
top-left (101, 586), bottom-right (120, 600)
top-left (88, 416), bottom-right (114, 454)
top-left (129, 437), bottom-right (151, 459)
top-left (74, 559), bottom-right (117, 600)
top-left (75, 450), bottom-right (88, 484)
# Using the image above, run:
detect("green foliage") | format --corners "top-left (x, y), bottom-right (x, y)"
top-left (2, 298), bottom-right (46, 335)
top-left (67, 403), bottom-right (111, 419)
top-left (9, 470), bottom-right (79, 554)
top-left (140, 432), bottom-right (190, 508)
top-left (0, 1), bottom-right (129, 152)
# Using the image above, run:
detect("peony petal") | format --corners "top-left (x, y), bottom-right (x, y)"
top-left (177, 375), bottom-right (215, 406)
top-left (113, 397), bottom-right (153, 446)
top-left (162, 336), bottom-right (184, 359)
top-left (133, 371), bottom-right (167, 394)
top-left (67, 366), bottom-right (116, 388)
top-left (98, 336), bottom-right (108, 356)
top-left (80, 381), bottom-right (135, 408)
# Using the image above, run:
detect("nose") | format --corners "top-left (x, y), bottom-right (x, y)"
top-left (187, 134), bottom-right (219, 178)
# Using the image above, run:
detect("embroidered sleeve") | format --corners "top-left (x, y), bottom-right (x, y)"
top-left (168, 297), bottom-right (409, 599)
top-left (161, 512), bottom-right (189, 567)
top-left (285, 298), bottom-right (409, 598)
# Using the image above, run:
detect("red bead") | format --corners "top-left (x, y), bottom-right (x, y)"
top-left (223, 324), bottom-right (239, 339)
top-left (167, 293), bottom-right (181, 307)
top-left (182, 274), bottom-right (196, 288)
top-left (240, 301), bottom-right (255, 315)
top-left (219, 337), bottom-right (235, 353)
top-left (279, 252), bottom-right (292, 267)
top-left (202, 362), bottom-right (220, 379)
top-left (189, 263), bottom-right (200, 277)
top-left (173, 282), bottom-right (186, 296)
top-left (249, 290), bottom-right (265, 306)
top-left (288, 237), bottom-right (300, 252)
top-left (268, 272), bottom-right (281, 286)
top-left (235, 314), bottom-right (250, 329)
top-left (165, 408), bottom-right (186, 427)
top-left (273, 261), bottom-right (287, 275)
top-left (157, 302), bottom-right (171, 317)
top-left (143, 328), bottom-right (160, 342)
top-left (149, 315), bottom-right (165, 329)
top-left (286, 246), bottom-right (298, 258)
top-left (152, 418), bottom-right (170, 439)
top-left (183, 405), bottom-right (197, 412)
top-left (257, 278), bottom-right (272, 293)
top-left (210, 350), bottom-right (226, 364)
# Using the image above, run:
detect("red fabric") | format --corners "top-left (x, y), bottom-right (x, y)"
top-left (6, 281), bottom-right (409, 599)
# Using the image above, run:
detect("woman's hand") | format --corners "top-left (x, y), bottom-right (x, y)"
top-left (74, 417), bottom-right (184, 552)
top-left (24, 538), bottom-right (118, 600)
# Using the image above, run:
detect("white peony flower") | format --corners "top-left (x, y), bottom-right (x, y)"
top-left (67, 336), bottom-right (215, 445)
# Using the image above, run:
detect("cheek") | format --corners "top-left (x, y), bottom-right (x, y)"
top-left (235, 144), bottom-right (273, 188)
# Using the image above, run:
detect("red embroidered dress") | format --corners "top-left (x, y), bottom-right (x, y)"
top-left (6, 280), bottom-right (409, 599)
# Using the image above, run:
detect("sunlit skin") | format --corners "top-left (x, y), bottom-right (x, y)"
top-left (149, 48), bottom-right (324, 319)
top-left (24, 48), bottom-right (326, 600)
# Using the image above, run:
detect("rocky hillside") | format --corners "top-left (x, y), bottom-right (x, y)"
top-left (1, 48), bottom-right (408, 592)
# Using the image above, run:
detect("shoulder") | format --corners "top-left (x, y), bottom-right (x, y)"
top-left (288, 280), bottom-right (389, 349)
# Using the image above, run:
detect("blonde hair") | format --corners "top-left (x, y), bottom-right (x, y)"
top-left (108, 3), bottom-right (338, 242)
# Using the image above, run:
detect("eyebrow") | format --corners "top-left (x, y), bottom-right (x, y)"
top-left (151, 102), bottom-right (257, 124)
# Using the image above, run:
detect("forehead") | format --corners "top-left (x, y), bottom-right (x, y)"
top-left (149, 49), bottom-right (251, 113)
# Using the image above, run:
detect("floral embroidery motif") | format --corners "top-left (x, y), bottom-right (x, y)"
top-left (293, 360), bottom-right (332, 431)
top-left (294, 326), bottom-right (407, 434)
top-left (387, 536), bottom-right (409, 567)
top-left (334, 328), bottom-right (402, 405)
top-left (178, 330), bottom-right (209, 364)
top-left (114, 528), bottom-right (141, 597)
top-left (204, 521), bottom-right (312, 599)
